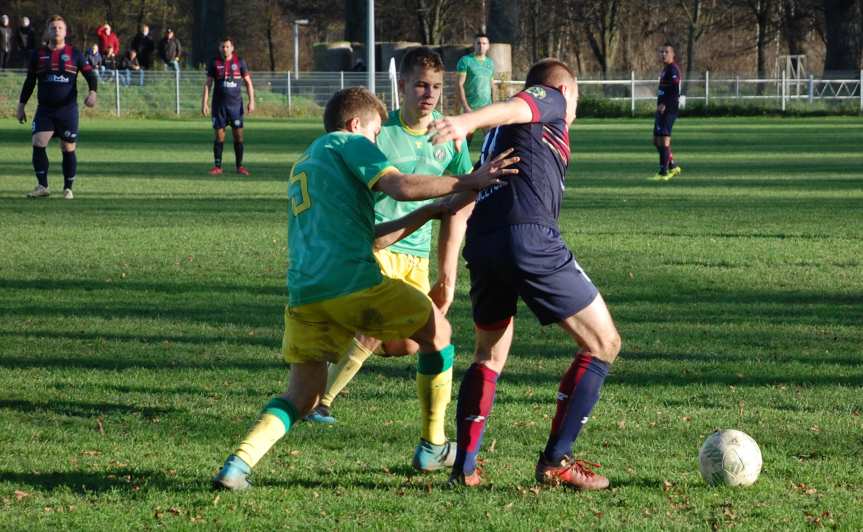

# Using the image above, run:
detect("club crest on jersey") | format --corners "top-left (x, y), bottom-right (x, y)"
top-left (434, 149), bottom-right (445, 161)
top-left (61, 54), bottom-right (70, 62)
top-left (525, 86), bottom-right (546, 99)
top-left (231, 64), bottom-right (238, 71)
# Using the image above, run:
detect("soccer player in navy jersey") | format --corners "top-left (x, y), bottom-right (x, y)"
top-left (649, 43), bottom-right (682, 181)
top-left (17, 15), bottom-right (97, 200)
top-left (429, 59), bottom-right (621, 490)
top-left (202, 37), bottom-right (255, 176)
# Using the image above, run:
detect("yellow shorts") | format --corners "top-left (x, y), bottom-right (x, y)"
top-left (282, 276), bottom-right (433, 364)
top-left (374, 248), bottom-right (431, 294)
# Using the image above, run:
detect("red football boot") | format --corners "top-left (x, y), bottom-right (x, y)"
top-left (535, 453), bottom-right (609, 490)
top-left (236, 166), bottom-right (251, 176)
top-left (209, 166), bottom-right (224, 176)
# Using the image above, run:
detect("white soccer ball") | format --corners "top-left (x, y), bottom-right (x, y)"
top-left (698, 429), bottom-right (762, 487)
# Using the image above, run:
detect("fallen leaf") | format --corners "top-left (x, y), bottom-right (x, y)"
top-left (662, 480), bottom-right (673, 492)
top-left (489, 439), bottom-right (497, 453)
top-left (80, 450), bottom-right (101, 456)
top-left (14, 490), bottom-right (30, 501)
top-left (617, 420), bottom-right (626, 430)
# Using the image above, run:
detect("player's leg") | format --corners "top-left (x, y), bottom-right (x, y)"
top-left (27, 109), bottom-right (54, 198)
top-left (533, 293), bottom-right (619, 490)
top-left (213, 361), bottom-right (327, 490)
top-left (450, 319), bottom-right (514, 486)
top-left (230, 113), bottom-right (249, 175)
top-left (57, 110), bottom-right (80, 199)
top-left (666, 113), bottom-right (681, 177)
top-left (306, 333), bottom-right (380, 424)
top-left (211, 127), bottom-right (226, 175)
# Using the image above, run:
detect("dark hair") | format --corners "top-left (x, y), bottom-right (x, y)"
top-left (399, 46), bottom-right (444, 76)
top-left (474, 33), bottom-right (489, 40)
top-left (220, 36), bottom-right (234, 46)
top-left (323, 87), bottom-right (388, 133)
top-left (525, 58), bottom-right (576, 89)
top-left (662, 42), bottom-right (675, 50)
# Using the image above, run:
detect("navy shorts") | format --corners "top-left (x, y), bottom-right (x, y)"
top-left (212, 104), bottom-right (244, 129)
top-left (463, 224), bottom-right (599, 327)
top-left (653, 111), bottom-right (677, 137)
top-left (32, 104), bottom-right (79, 143)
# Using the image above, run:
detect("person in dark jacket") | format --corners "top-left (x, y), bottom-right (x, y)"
top-left (119, 49), bottom-right (141, 86)
top-left (158, 28), bottom-right (181, 71)
top-left (131, 24), bottom-right (154, 69)
top-left (15, 16), bottom-right (35, 67)
top-left (0, 15), bottom-right (13, 69)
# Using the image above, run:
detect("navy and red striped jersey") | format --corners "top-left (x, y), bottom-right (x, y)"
top-left (207, 54), bottom-right (249, 107)
top-left (657, 63), bottom-right (681, 111)
top-left (468, 85), bottom-right (571, 235)
top-left (28, 45), bottom-right (93, 108)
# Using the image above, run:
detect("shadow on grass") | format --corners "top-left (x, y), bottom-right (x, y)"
top-left (0, 469), bottom-right (192, 494)
top-left (0, 399), bottom-right (176, 418)
top-left (0, 354), bottom-right (282, 372)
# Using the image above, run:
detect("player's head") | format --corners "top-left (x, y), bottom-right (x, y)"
top-left (21, 16), bottom-right (30, 27)
top-left (219, 37), bottom-right (235, 59)
top-left (399, 47), bottom-right (444, 118)
top-left (659, 43), bottom-right (675, 64)
top-left (324, 87), bottom-right (388, 142)
top-left (525, 58), bottom-right (578, 125)
top-left (474, 33), bottom-right (490, 55)
top-left (47, 15), bottom-right (67, 44)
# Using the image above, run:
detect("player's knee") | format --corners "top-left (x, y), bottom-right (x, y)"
top-left (595, 331), bottom-right (621, 364)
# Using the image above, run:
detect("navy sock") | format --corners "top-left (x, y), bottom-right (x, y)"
top-left (214, 141), bottom-right (224, 168)
top-left (62, 151), bottom-right (77, 190)
top-left (659, 145), bottom-right (670, 173)
top-left (453, 363), bottom-right (498, 475)
top-left (33, 146), bottom-right (49, 187)
top-left (234, 141), bottom-right (244, 168)
top-left (544, 353), bottom-right (609, 463)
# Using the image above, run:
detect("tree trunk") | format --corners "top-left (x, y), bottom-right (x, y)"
top-left (823, 0), bottom-right (862, 73)
top-left (345, 0), bottom-right (367, 42)
top-left (487, 0), bottom-right (519, 44)
top-left (193, 0), bottom-right (226, 68)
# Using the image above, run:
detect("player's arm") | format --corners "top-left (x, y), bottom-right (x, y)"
top-left (201, 76), bottom-right (213, 116)
top-left (17, 51), bottom-right (38, 123)
top-left (373, 190), bottom-right (476, 251)
top-left (429, 97), bottom-right (534, 148)
top-left (243, 74), bottom-right (255, 113)
top-left (373, 148), bottom-right (518, 201)
top-left (457, 72), bottom-right (471, 113)
top-left (82, 62), bottom-right (99, 108)
top-left (430, 196), bottom-right (474, 314)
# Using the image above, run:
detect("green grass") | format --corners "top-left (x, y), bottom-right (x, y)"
top-left (1, 116), bottom-right (862, 529)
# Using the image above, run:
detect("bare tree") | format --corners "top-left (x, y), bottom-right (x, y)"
top-left (822, 0), bottom-right (862, 72)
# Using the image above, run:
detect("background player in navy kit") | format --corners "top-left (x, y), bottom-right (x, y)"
top-left (649, 43), bottom-right (682, 181)
top-left (17, 15), bottom-right (97, 200)
top-left (429, 59), bottom-right (621, 490)
top-left (202, 37), bottom-right (255, 176)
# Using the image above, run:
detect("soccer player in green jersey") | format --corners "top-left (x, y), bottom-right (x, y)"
top-left (304, 47), bottom-right (474, 473)
top-left (456, 33), bottom-right (495, 145)
top-left (212, 87), bottom-right (518, 490)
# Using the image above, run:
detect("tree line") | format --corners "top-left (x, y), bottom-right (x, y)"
top-left (0, 0), bottom-right (859, 76)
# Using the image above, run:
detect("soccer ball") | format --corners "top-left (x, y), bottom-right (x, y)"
top-left (698, 429), bottom-right (762, 487)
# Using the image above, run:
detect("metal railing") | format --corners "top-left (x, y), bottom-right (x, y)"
top-left (3, 68), bottom-right (861, 117)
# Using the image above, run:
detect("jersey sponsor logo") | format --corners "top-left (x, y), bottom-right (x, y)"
top-left (476, 182), bottom-right (504, 204)
top-left (46, 74), bottom-right (71, 83)
top-left (222, 80), bottom-right (238, 88)
top-left (525, 86), bottom-right (547, 99)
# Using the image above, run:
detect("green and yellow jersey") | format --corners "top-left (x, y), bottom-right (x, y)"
top-left (456, 54), bottom-right (495, 109)
top-left (287, 131), bottom-right (397, 307)
top-left (374, 109), bottom-right (472, 258)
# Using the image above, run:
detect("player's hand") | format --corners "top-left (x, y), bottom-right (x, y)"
top-left (429, 279), bottom-right (456, 316)
top-left (16, 103), bottom-right (26, 124)
top-left (84, 91), bottom-right (97, 108)
top-left (201, 103), bottom-right (209, 117)
top-left (247, 99), bottom-right (255, 114)
top-left (460, 147), bottom-right (518, 190)
top-left (428, 115), bottom-right (471, 151)
top-left (657, 103), bottom-right (666, 114)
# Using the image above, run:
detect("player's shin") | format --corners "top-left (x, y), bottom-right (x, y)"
top-left (454, 362), bottom-right (498, 475)
top-left (213, 141), bottom-right (224, 168)
top-left (33, 146), bottom-right (49, 187)
top-left (319, 337), bottom-right (374, 409)
top-left (62, 150), bottom-right (76, 190)
top-left (416, 344), bottom-right (455, 445)
top-left (234, 141), bottom-right (244, 168)
top-left (543, 352), bottom-right (608, 463)
top-left (234, 397), bottom-right (298, 468)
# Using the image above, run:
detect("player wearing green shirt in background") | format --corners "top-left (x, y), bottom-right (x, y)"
top-left (456, 33), bottom-right (495, 145)
top-left (305, 47), bottom-right (476, 474)
top-left (211, 86), bottom-right (517, 491)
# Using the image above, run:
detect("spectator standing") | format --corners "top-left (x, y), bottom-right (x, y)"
top-left (85, 43), bottom-right (104, 77)
top-left (0, 15), bottom-right (12, 69)
top-left (158, 28), bottom-right (181, 71)
top-left (119, 49), bottom-right (141, 86)
top-left (96, 24), bottom-right (120, 59)
top-left (15, 16), bottom-right (35, 67)
top-left (131, 24), bottom-right (155, 69)
top-left (456, 33), bottom-right (495, 145)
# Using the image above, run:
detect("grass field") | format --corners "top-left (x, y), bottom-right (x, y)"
top-left (1, 116), bottom-right (861, 529)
